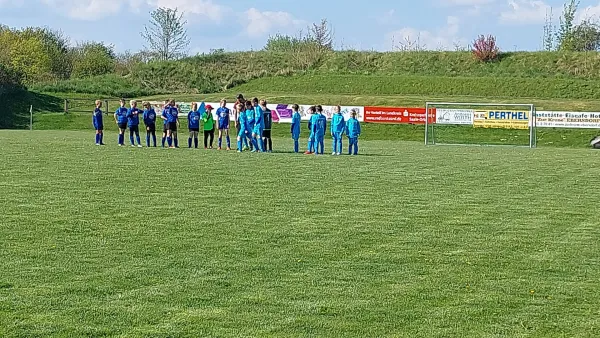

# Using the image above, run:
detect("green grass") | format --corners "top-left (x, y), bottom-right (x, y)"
top-left (1, 131), bottom-right (600, 337)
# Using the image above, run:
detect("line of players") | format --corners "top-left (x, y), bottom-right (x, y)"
top-left (91, 96), bottom-right (362, 155)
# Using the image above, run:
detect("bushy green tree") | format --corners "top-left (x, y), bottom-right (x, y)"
top-left (71, 42), bottom-right (116, 78)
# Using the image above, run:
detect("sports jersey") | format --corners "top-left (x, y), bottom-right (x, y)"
top-left (93, 108), bottom-right (103, 128)
top-left (143, 108), bottom-right (156, 126)
top-left (331, 112), bottom-right (346, 134)
top-left (127, 107), bottom-right (141, 127)
top-left (216, 107), bottom-right (230, 129)
top-left (291, 112), bottom-right (301, 139)
top-left (115, 107), bottom-right (128, 124)
top-left (188, 110), bottom-right (201, 129)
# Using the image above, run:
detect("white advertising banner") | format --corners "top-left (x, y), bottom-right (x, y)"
top-left (436, 109), bottom-right (474, 125)
top-left (536, 111), bottom-right (600, 129)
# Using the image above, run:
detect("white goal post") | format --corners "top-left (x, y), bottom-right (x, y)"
top-left (425, 102), bottom-right (537, 148)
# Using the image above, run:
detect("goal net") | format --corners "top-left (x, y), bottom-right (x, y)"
top-left (425, 102), bottom-right (537, 148)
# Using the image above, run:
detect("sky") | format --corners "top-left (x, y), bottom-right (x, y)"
top-left (2, 0), bottom-right (600, 54)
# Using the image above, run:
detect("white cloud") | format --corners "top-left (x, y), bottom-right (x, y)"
top-left (38, 0), bottom-right (225, 22)
top-left (386, 16), bottom-right (467, 51)
top-left (147, 0), bottom-right (226, 22)
top-left (499, 0), bottom-right (550, 24)
top-left (576, 3), bottom-right (600, 24)
top-left (242, 8), bottom-right (304, 38)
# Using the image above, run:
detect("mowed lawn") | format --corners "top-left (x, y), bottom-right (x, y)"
top-left (1, 130), bottom-right (599, 337)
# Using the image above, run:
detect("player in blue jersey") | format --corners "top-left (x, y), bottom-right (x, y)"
top-left (314, 105), bottom-right (327, 155)
top-left (244, 101), bottom-right (257, 151)
top-left (92, 100), bottom-right (105, 146)
top-left (114, 99), bottom-right (128, 146)
top-left (142, 102), bottom-right (157, 147)
top-left (236, 103), bottom-right (247, 152)
top-left (304, 106), bottom-right (319, 155)
top-left (160, 100), bottom-right (169, 147)
top-left (346, 109), bottom-right (361, 155)
top-left (216, 99), bottom-right (231, 150)
top-left (290, 104), bottom-right (301, 153)
top-left (330, 105), bottom-right (346, 155)
top-left (246, 100), bottom-right (256, 151)
top-left (234, 97), bottom-right (248, 150)
top-left (188, 102), bottom-right (201, 148)
top-left (127, 100), bottom-right (143, 147)
top-left (252, 99), bottom-right (266, 152)
top-left (161, 99), bottom-right (180, 149)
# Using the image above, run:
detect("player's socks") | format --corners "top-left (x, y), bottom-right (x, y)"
top-left (146, 135), bottom-right (150, 147)
top-left (188, 137), bottom-right (192, 148)
top-left (95, 134), bottom-right (99, 144)
top-left (130, 135), bottom-right (135, 145)
top-left (294, 140), bottom-right (299, 153)
top-left (136, 135), bottom-right (141, 145)
top-left (167, 137), bottom-right (172, 147)
top-left (251, 138), bottom-right (259, 151)
top-left (174, 137), bottom-right (179, 148)
top-left (100, 134), bottom-right (104, 145)
top-left (118, 134), bottom-right (124, 145)
top-left (257, 138), bottom-right (265, 152)
top-left (152, 135), bottom-right (157, 147)
top-left (226, 136), bottom-right (231, 148)
top-left (218, 138), bottom-right (222, 149)
top-left (237, 140), bottom-right (242, 151)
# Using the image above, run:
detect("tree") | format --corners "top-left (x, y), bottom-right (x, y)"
top-left (542, 8), bottom-right (555, 51)
top-left (141, 7), bottom-right (190, 61)
top-left (556, 0), bottom-right (580, 51)
top-left (308, 18), bottom-right (334, 50)
top-left (471, 35), bottom-right (499, 62)
top-left (71, 42), bottom-right (115, 78)
top-left (572, 20), bottom-right (600, 51)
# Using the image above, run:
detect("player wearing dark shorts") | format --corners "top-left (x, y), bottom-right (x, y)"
top-left (187, 102), bottom-right (201, 148)
top-left (143, 102), bottom-right (157, 147)
top-left (262, 103), bottom-right (273, 152)
top-left (92, 100), bottom-right (105, 146)
top-left (216, 99), bottom-right (231, 150)
top-left (126, 100), bottom-right (143, 147)
top-left (114, 99), bottom-right (128, 146)
top-left (161, 99), bottom-right (179, 148)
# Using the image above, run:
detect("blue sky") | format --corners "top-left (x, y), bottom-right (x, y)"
top-left (2, 0), bottom-right (600, 53)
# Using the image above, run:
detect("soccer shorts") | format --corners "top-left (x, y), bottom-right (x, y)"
top-left (163, 123), bottom-right (168, 133)
top-left (118, 122), bottom-right (127, 130)
top-left (146, 124), bottom-right (156, 133)
top-left (252, 127), bottom-right (263, 136)
top-left (189, 128), bottom-right (199, 132)
top-left (94, 125), bottom-right (103, 131)
top-left (263, 130), bottom-right (272, 138)
top-left (218, 120), bottom-right (229, 130)
top-left (129, 125), bottom-right (139, 133)
top-left (168, 122), bottom-right (177, 132)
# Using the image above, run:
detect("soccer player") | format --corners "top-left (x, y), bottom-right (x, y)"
top-left (244, 101), bottom-right (257, 151)
top-left (304, 106), bottom-right (319, 155)
top-left (330, 105), bottom-right (346, 155)
top-left (246, 99), bottom-right (256, 151)
top-left (127, 100), bottom-right (143, 147)
top-left (161, 99), bottom-right (179, 148)
top-left (314, 105), bottom-right (327, 155)
top-left (188, 102), bottom-right (201, 148)
top-left (346, 109), bottom-right (362, 155)
top-left (161, 100), bottom-right (169, 147)
top-left (236, 103), bottom-right (247, 152)
top-left (290, 104), bottom-right (301, 153)
top-left (216, 99), bottom-right (231, 150)
top-left (252, 100), bottom-right (266, 152)
top-left (92, 100), bottom-right (104, 146)
top-left (202, 104), bottom-right (215, 149)
top-left (114, 99), bottom-right (128, 146)
top-left (142, 102), bottom-right (157, 147)
top-left (262, 101), bottom-right (273, 153)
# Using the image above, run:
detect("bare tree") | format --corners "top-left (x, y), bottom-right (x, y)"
top-left (141, 7), bottom-right (190, 61)
top-left (395, 34), bottom-right (425, 51)
top-left (309, 18), bottom-right (334, 50)
top-left (542, 7), bottom-right (555, 51)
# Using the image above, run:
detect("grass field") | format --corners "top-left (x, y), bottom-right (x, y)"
top-left (1, 130), bottom-right (599, 337)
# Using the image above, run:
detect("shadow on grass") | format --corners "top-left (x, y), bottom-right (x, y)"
top-left (1, 90), bottom-right (62, 129)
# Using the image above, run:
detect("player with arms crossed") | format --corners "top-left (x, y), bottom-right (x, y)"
top-left (188, 102), bottom-right (201, 149)
top-left (142, 102), bottom-right (157, 147)
top-left (346, 109), bottom-right (361, 155)
top-left (127, 100), bottom-right (143, 147)
top-left (162, 99), bottom-right (179, 149)
top-left (92, 100), bottom-right (105, 146)
top-left (114, 99), bottom-right (128, 146)
top-left (216, 99), bottom-right (231, 150)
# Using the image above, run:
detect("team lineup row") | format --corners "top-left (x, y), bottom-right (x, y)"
top-left (91, 96), bottom-right (363, 155)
